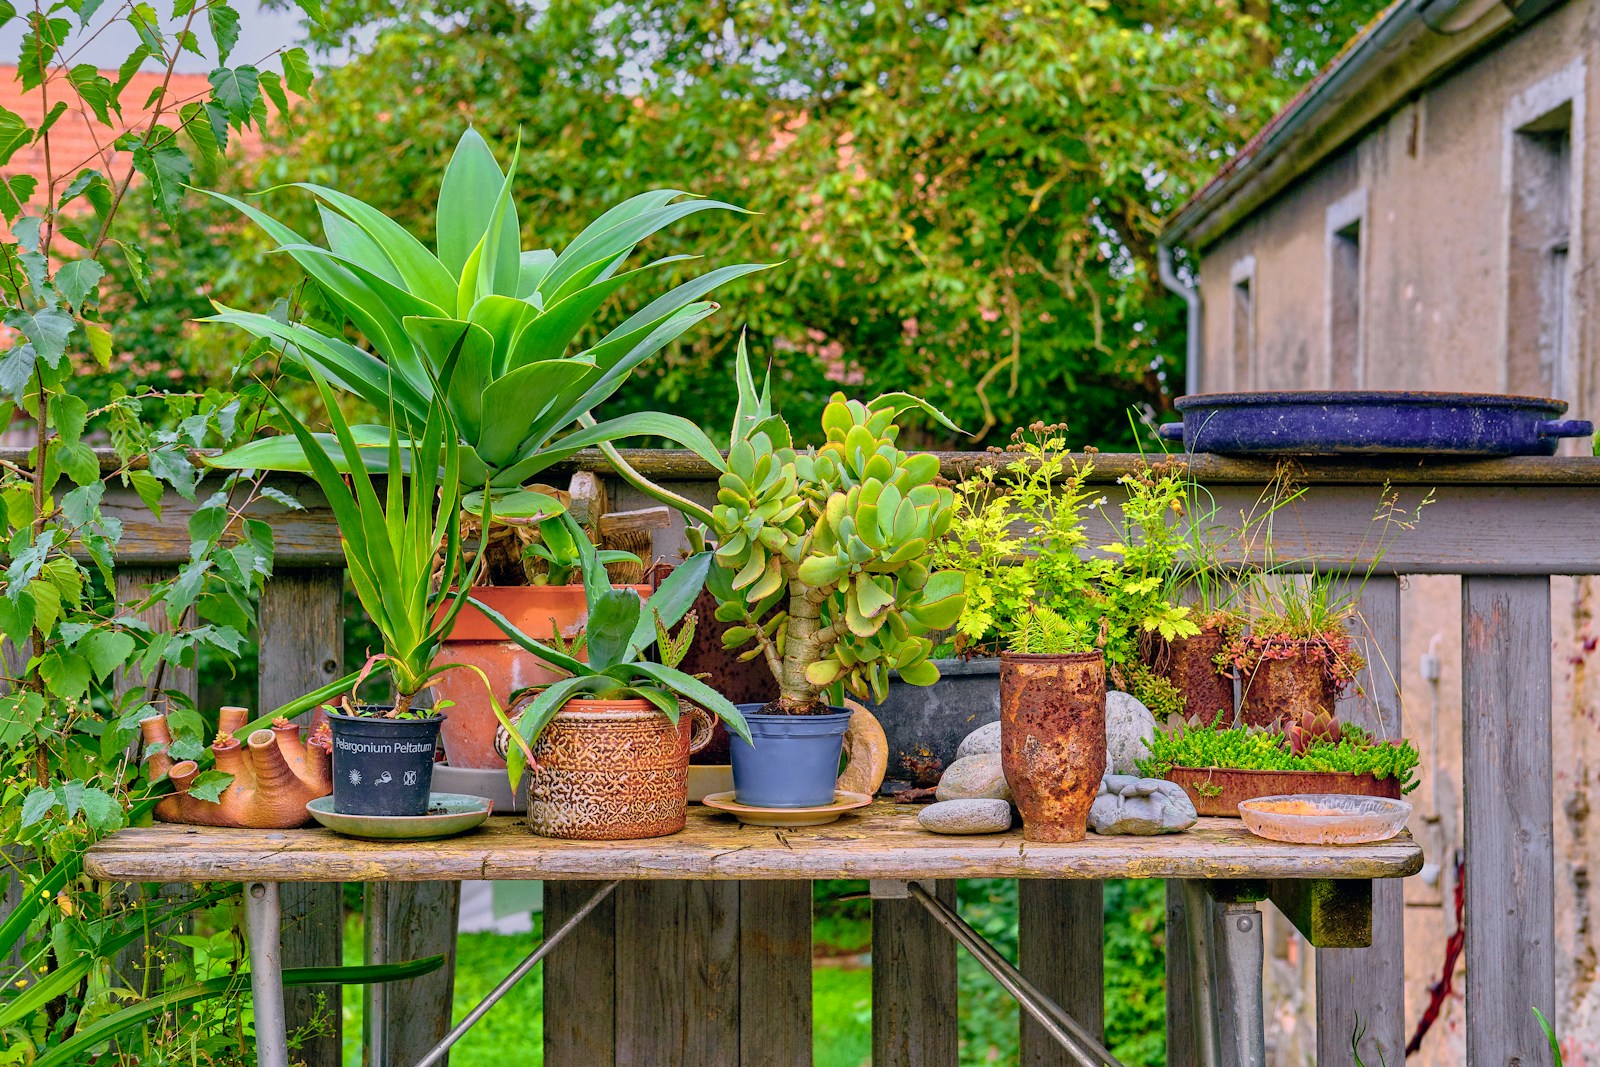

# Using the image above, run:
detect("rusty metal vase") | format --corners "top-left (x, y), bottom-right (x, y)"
top-left (1161, 625), bottom-right (1235, 726)
top-left (522, 697), bottom-right (712, 840)
top-left (1000, 651), bottom-right (1107, 843)
top-left (1238, 650), bottom-right (1339, 727)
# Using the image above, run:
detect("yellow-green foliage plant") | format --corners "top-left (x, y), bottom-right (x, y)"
top-left (702, 342), bottom-right (966, 713)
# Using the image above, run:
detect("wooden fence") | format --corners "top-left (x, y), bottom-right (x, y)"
top-left (103, 450), bottom-right (1586, 1066)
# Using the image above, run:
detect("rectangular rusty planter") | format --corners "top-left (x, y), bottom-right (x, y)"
top-left (1166, 765), bottom-right (1404, 818)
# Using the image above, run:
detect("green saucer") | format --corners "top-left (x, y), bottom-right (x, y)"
top-left (306, 793), bottom-right (492, 840)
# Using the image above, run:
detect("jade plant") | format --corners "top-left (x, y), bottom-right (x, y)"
top-left (1136, 713), bottom-right (1420, 794)
top-left (209, 127), bottom-right (770, 529)
top-left (700, 343), bottom-right (967, 714)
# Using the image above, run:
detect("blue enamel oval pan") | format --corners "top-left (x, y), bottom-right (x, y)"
top-left (1158, 391), bottom-right (1592, 457)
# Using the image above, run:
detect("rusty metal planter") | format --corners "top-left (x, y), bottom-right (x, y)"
top-left (1166, 766), bottom-right (1404, 817)
top-left (1238, 652), bottom-right (1339, 727)
top-left (1158, 625), bottom-right (1235, 726)
top-left (523, 697), bottom-right (710, 840)
top-left (1000, 651), bottom-right (1106, 843)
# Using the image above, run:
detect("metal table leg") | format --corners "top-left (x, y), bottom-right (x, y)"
top-left (364, 882), bottom-right (389, 1066)
top-left (1215, 900), bottom-right (1266, 1067)
top-left (244, 882), bottom-right (288, 1067)
top-left (1181, 880), bottom-right (1222, 1067)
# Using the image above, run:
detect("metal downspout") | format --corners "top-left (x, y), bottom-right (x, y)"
top-left (1158, 242), bottom-right (1202, 396)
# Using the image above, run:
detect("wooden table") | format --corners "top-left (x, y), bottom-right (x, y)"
top-left (87, 803), bottom-right (1424, 1067)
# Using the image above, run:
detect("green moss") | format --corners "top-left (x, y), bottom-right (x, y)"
top-left (1137, 720), bottom-right (1421, 793)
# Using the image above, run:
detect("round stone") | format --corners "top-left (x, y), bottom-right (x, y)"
top-left (934, 752), bottom-right (1011, 802)
top-left (1104, 690), bottom-right (1157, 776)
top-left (918, 799), bottom-right (1013, 835)
top-left (955, 720), bottom-right (1002, 759)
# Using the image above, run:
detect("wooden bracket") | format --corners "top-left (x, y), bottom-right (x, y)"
top-left (1266, 879), bottom-right (1373, 948)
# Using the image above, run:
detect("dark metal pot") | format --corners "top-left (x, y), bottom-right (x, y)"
top-left (864, 657), bottom-right (1001, 786)
top-left (1153, 627), bottom-right (1235, 727)
top-left (1159, 390), bottom-right (1591, 456)
top-left (1000, 652), bottom-right (1106, 843)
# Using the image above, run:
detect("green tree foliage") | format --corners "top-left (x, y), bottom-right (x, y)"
top-left (217, 0), bottom-right (1388, 446)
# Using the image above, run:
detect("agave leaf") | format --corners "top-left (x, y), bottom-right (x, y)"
top-left (462, 488), bottom-right (564, 521)
top-left (293, 181), bottom-right (456, 307)
top-left (436, 126), bottom-right (518, 281)
top-left (402, 317), bottom-right (494, 439)
top-left (630, 660), bottom-right (751, 745)
top-left (586, 587), bottom-right (642, 671)
top-left (505, 254), bottom-right (695, 372)
top-left (207, 426), bottom-right (401, 474)
top-left (564, 303), bottom-right (720, 420)
top-left (490, 410), bottom-right (726, 489)
top-left (476, 358), bottom-right (599, 468)
top-left (867, 392), bottom-right (967, 437)
top-left (319, 204), bottom-right (403, 287)
top-left (475, 138), bottom-right (523, 301)
top-left (517, 248), bottom-right (557, 299)
top-left (540, 198), bottom-right (752, 302)
top-left (601, 260), bottom-right (776, 345)
top-left (468, 294), bottom-right (538, 376)
top-left (626, 551), bottom-right (711, 659)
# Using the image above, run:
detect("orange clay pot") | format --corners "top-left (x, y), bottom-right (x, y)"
top-left (431, 584), bottom-right (650, 770)
top-left (143, 706), bottom-right (332, 828)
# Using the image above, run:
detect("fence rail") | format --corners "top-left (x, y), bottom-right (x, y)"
top-left (93, 449), bottom-right (1587, 1066)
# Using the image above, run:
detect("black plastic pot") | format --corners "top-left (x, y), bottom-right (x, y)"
top-left (729, 704), bottom-right (851, 808)
top-left (327, 708), bottom-right (442, 817)
top-left (864, 657), bottom-right (1001, 786)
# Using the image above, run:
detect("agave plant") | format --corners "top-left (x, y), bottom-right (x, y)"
top-left (210, 127), bottom-right (772, 524)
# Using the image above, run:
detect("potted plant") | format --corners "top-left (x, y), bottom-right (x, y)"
top-left (701, 345), bottom-right (966, 808)
top-left (1222, 576), bottom-right (1367, 727)
top-left (268, 371), bottom-right (489, 819)
top-left (1138, 710), bottom-right (1420, 817)
top-left (474, 518), bottom-right (750, 839)
top-left (208, 127), bottom-right (773, 770)
top-left (934, 427), bottom-right (1201, 840)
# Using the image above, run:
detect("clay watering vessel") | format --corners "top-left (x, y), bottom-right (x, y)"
top-left (1000, 651), bottom-right (1106, 843)
top-left (143, 706), bottom-right (332, 828)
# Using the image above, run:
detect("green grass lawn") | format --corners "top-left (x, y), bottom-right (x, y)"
top-left (338, 879), bottom-right (1165, 1066)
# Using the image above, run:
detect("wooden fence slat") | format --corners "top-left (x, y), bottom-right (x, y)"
top-left (1463, 576), bottom-right (1555, 1065)
top-left (684, 881), bottom-right (742, 1065)
top-left (1320, 575), bottom-right (1405, 1063)
top-left (259, 569), bottom-right (345, 1065)
top-left (544, 880), bottom-right (616, 1067)
top-left (1019, 881), bottom-right (1102, 1066)
top-left (1165, 881), bottom-right (1203, 1066)
top-left (873, 880), bottom-right (957, 1067)
top-left (739, 880), bottom-right (812, 1067)
top-left (368, 881), bottom-right (460, 1066)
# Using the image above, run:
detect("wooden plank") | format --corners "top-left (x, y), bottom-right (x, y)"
top-left (873, 880), bottom-right (957, 1067)
top-left (369, 881), bottom-right (460, 1065)
top-left (114, 566), bottom-right (197, 708)
top-left (1320, 575), bottom-right (1404, 1064)
top-left (740, 880), bottom-right (812, 1067)
top-left (1018, 881), bottom-right (1102, 1067)
top-left (613, 881), bottom-right (741, 1065)
top-left (259, 569), bottom-right (345, 1067)
top-left (1463, 576), bottom-right (1555, 1065)
top-left (84, 811), bottom-right (1427, 883)
top-left (1165, 882), bottom-right (1200, 1067)
top-left (544, 880), bottom-right (616, 1067)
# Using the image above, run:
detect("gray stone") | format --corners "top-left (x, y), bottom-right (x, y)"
top-left (1088, 774), bottom-right (1197, 835)
top-left (1104, 690), bottom-right (1157, 776)
top-left (935, 752), bottom-right (1011, 802)
top-left (918, 799), bottom-right (1013, 835)
top-left (955, 720), bottom-right (1003, 759)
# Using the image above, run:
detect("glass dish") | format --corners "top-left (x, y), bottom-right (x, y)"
top-left (1238, 793), bottom-right (1412, 845)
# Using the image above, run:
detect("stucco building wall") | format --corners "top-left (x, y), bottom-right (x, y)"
top-left (1188, 3), bottom-right (1600, 1062)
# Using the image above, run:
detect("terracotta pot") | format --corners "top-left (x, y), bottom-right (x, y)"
top-left (1000, 651), bottom-right (1106, 843)
top-left (1160, 626), bottom-right (1235, 726)
top-left (431, 584), bottom-right (650, 769)
top-left (523, 697), bottom-right (713, 840)
top-left (1238, 650), bottom-right (1339, 727)
top-left (1165, 766), bottom-right (1404, 817)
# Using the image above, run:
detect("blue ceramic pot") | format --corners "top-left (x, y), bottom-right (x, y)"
top-left (729, 704), bottom-right (851, 808)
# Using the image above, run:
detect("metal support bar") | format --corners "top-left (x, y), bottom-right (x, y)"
top-left (1215, 901), bottom-right (1266, 1067)
top-left (1181, 880), bottom-right (1222, 1067)
top-left (412, 880), bottom-right (619, 1067)
top-left (904, 882), bottom-right (1125, 1067)
top-left (245, 882), bottom-right (288, 1067)
top-left (364, 882), bottom-right (390, 1066)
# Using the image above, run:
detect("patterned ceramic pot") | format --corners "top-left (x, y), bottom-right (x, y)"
top-left (518, 697), bottom-right (713, 840)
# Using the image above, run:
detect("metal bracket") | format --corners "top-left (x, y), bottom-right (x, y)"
top-left (869, 878), bottom-right (935, 900)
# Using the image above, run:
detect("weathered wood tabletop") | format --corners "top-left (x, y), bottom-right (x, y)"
top-left (85, 802), bottom-right (1424, 883)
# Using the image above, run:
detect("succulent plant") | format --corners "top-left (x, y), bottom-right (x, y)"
top-left (702, 342), bottom-right (966, 714)
top-left (1282, 706), bottom-right (1342, 756)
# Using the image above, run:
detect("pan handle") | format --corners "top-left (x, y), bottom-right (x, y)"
top-left (1536, 418), bottom-right (1594, 439)
top-left (1158, 422), bottom-right (1185, 442)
